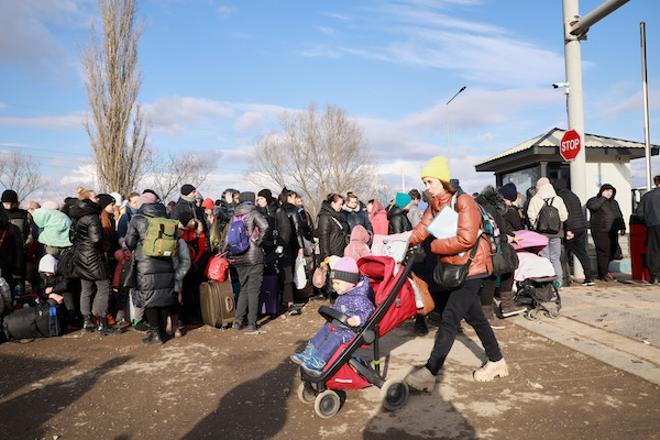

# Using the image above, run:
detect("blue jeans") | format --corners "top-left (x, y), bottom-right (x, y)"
top-left (310, 324), bottom-right (343, 362)
top-left (540, 237), bottom-right (563, 285)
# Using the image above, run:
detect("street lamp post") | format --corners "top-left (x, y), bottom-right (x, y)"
top-left (446, 86), bottom-right (467, 153)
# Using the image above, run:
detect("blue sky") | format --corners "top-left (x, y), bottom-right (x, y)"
top-left (0, 0), bottom-right (658, 200)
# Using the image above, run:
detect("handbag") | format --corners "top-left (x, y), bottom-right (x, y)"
top-left (432, 238), bottom-right (480, 290)
top-left (491, 241), bottom-right (519, 276)
top-left (205, 253), bottom-right (229, 282)
top-left (121, 254), bottom-right (137, 288)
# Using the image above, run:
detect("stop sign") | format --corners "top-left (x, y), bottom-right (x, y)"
top-left (560, 129), bottom-right (581, 161)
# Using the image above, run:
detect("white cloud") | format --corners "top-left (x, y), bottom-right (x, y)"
top-left (300, 45), bottom-right (343, 59)
top-left (321, 12), bottom-right (351, 21)
top-left (217, 5), bottom-right (236, 18)
top-left (316, 26), bottom-right (336, 36)
top-left (143, 97), bottom-right (235, 134)
top-left (234, 111), bottom-right (266, 132)
top-left (0, 112), bottom-right (84, 129)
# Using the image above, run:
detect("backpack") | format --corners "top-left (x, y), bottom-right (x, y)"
top-left (473, 198), bottom-right (519, 276)
top-left (227, 214), bottom-right (251, 256)
top-left (143, 217), bottom-right (179, 257)
top-left (536, 198), bottom-right (561, 234)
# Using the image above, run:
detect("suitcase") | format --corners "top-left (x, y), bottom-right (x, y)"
top-left (2, 304), bottom-right (62, 340)
top-left (260, 275), bottom-right (279, 316)
top-left (199, 281), bottom-right (235, 328)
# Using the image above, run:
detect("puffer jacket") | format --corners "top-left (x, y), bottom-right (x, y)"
top-left (32, 208), bottom-right (72, 248)
top-left (342, 204), bottom-right (373, 236)
top-left (636, 187), bottom-right (660, 227)
top-left (587, 184), bottom-right (626, 233)
top-left (387, 206), bottom-right (412, 234)
top-left (343, 225), bottom-right (372, 261)
top-left (124, 202), bottom-right (176, 308)
top-left (222, 203), bottom-right (269, 267)
top-left (317, 201), bottom-right (349, 262)
top-left (331, 275), bottom-right (375, 342)
top-left (6, 208), bottom-right (33, 247)
top-left (527, 183), bottom-right (569, 238)
top-left (553, 179), bottom-right (589, 233)
top-left (476, 186), bottom-right (511, 237)
top-left (411, 191), bottom-right (493, 279)
top-left (370, 201), bottom-right (389, 236)
top-left (276, 202), bottom-right (304, 262)
top-left (0, 211), bottom-right (23, 279)
top-left (69, 199), bottom-right (108, 281)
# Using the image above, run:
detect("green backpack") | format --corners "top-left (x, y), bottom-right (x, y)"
top-left (143, 217), bottom-right (179, 258)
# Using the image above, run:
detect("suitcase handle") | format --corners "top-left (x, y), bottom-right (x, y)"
top-left (225, 296), bottom-right (234, 313)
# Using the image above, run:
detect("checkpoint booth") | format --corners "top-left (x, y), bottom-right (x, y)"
top-left (475, 127), bottom-right (659, 279)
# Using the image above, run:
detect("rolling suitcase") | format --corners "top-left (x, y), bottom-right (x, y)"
top-left (199, 281), bottom-right (235, 328)
top-left (2, 304), bottom-right (62, 340)
top-left (260, 274), bottom-right (279, 316)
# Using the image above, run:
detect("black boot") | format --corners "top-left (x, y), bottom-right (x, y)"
top-left (97, 317), bottom-right (115, 336)
top-left (413, 314), bottom-right (429, 336)
top-left (142, 327), bottom-right (165, 345)
top-left (83, 315), bottom-right (96, 332)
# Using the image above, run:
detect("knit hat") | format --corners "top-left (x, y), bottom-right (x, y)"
top-left (38, 254), bottom-right (58, 274)
top-left (330, 256), bottom-right (361, 285)
top-left (201, 198), bottom-right (214, 210)
top-left (42, 200), bottom-right (60, 210)
top-left (395, 192), bottom-right (412, 209)
top-left (142, 189), bottom-right (161, 201)
top-left (110, 192), bottom-right (123, 206)
top-left (536, 177), bottom-right (550, 190)
top-left (97, 193), bottom-right (116, 210)
top-left (140, 192), bottom-right (158, 205)
top-left (181, 184), bottom-right (196, 196)
top-left (1, 190), bottom-right (18, 204)
top-left (420, 156), bottom-right (451, 182)
top-left (497, 183), bottom-right (518, 202)
top-left (239, 191), bottom-right (256, 204)
top-left (257, 189), bottom-right (272, 200)
top-left (179, 211), bottom-right (195, 228)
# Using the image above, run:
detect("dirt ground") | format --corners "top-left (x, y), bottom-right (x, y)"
top-left (1, 299), bottom-right (659, 440)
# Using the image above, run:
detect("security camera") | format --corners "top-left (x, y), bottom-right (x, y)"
top-left (552, 82), bottom-right (569, 89)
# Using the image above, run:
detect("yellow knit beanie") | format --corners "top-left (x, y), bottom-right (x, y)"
top-left (420, 156), bottom-right (451, 181)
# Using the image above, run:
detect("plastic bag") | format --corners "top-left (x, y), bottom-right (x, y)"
top-left (206, 254), bottom-right (230, 282)
top-left (294, 255), bottom-right (307, 290)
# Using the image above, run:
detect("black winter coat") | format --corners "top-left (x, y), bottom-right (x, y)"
top-left (387, 206), bottom-right (412, 234)
top-left (342, 205), bottom-right (373, 235)
top-left (124, 203), bottom-right (176, 308)
top-left (317, 201), bottom-right (349, 261)
top-left (69, 200), bottom-right (109, 281)
top-left (476, 186), bottom-right (512, 237)
top-left (587, 184), bottom-right (626, 233)
top-left (6, 208), bottom-right (33, 246)
top-left (0, 211), bottom-right (24, 279)
top-left (276, 202), bottom-right (304, 262)
top-left (222, 203), bottom-right (270, 267)
top-left (553, 179), bottom-right (589, 233)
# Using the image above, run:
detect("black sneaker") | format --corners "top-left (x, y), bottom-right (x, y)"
top-left (244, 324), bottom-right (261, 334)
top-left (83, 319), bottom-right (96, 332)
top-left (413, 315), bottom-right (429, 336)
top-left (232, 320), bottom-right (244, 330)
top-left (132, 321), bottom-right (149, 332)
top-left (582, 279), bottom-right (595, 286)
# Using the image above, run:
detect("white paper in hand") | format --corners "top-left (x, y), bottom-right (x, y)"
top-left (426, 205), bottom-right (458, 239)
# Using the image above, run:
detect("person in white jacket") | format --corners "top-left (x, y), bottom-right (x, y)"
top-left (526, 177), bottom-right (568, 288)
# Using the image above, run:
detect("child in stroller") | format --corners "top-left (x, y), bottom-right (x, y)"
top-left (294, 249), bottom-right (421, 418)
top-left (511, 230), bottom-right (562, 319)
top-left (290, 256), bottom-right (375, 375)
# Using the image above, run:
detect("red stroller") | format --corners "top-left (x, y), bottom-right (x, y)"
top-left (298, 248), bottom-right (422, 418)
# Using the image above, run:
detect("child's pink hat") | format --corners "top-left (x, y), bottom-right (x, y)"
top-left (331, 256), bottom-right (360, 284)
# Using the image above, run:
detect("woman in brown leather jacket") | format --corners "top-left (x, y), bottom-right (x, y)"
top-left (404, 156), bottom-right (508, 392)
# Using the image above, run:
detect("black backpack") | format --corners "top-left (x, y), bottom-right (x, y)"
top-left (536, 198), bottom-right (561, 234)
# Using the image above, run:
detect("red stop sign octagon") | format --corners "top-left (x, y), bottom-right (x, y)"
top-left (560, 129), bottom-right (581, 161)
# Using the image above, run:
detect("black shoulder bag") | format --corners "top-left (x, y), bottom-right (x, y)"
top-left (432, 237), bottom-right (481, 291)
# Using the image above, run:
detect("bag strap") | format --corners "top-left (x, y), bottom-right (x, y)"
top-left (466, 233), bottom-right (482, 263)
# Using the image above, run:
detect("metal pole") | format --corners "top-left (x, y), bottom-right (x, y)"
top-left (570, 0), bottom-right (630, 37)
top-left (641, 21), bottom-right (653, 191)
top-left (563, 0), bottom-right (588, 280)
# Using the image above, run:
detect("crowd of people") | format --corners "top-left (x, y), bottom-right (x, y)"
top-left (0, 161), bottom-right (658, 386)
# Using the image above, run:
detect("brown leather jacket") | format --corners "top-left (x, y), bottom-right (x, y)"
top-left (411, 191), bottom-right (492, 279)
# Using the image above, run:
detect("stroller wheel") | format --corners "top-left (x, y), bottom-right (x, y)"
top-left (526, 308), bottom-right (540, 320)
top-left (297, 382), bottom-right (316, 404)
top-left (546, 307), bottom-right (560, 319)
top-left (381, 379), bottom-right (409, 411)
top-left (314, 390), bottom-right (342, 419)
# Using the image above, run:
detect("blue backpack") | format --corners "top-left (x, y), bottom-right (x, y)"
top-left (227, 214), bottom-right (251, 256)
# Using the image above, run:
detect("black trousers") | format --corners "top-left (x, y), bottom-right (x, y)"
top-left (479, 273), bottom-right (514, 306)
top-left (564, 230), bottom-right (595, 281)
top-left (647, 225), bottom-right (660, 279)
top-left (592, 230), bottom-right (619, 278)
top-left (145, 306), bottom-right (172, 334)
top-left (426, 278), bottom-right (503, 375)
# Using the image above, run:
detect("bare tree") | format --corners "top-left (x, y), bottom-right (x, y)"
top-left (251, 105), bottom-right (374, 218)
top-left (0, 151), bottom-right (45, 201)
top-left (83, 0), bottom-right (149, 195)
top-left (144, 152), bottom-right (215, 202)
